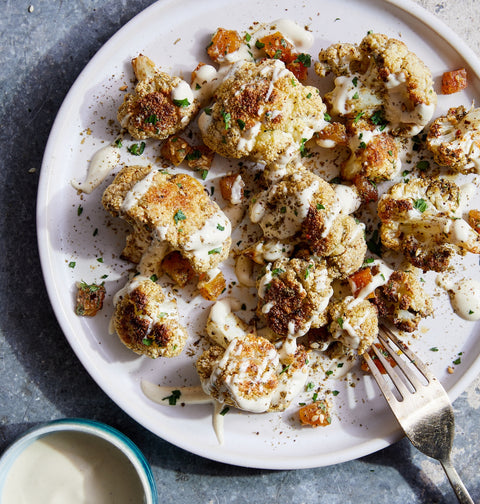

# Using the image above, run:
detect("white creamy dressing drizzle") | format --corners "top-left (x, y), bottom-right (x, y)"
top-left (354, 259), bottom-right (394, 301)
top-left (184, 210), bottom-right (231, 261)
top-left (203, 337), bottom-right (279, 413)
top-left (250, 177), bottom-right (320, 239)
top-left (1, 431), bottom-right (145, 504)
top-left (229, 175), bottom-right (245, 204)
top-left (171, 79), bottom-right (194, 105)
top-left (384, 72), bottom-right (434, 134)
top-left (436, 275), bottom-right (480, 321)
top-left (120, 169), bottom-right (157, 213)
top-left (206, 298), bottom-right (249, 347)
top-left (329, 75), bottom-right (359, 115)
top-left (71, 144), bottom-right (120, 194)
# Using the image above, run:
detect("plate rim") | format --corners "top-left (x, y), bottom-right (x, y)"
top-left (36, 0), bottom-right (480, 469)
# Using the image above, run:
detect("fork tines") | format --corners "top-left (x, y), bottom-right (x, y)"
top-left (364, 325), bottom-right (437, 403)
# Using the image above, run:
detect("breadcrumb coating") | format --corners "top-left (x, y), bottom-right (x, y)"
top-left (199, 59), bottom-right (326, 164)
top-left (118, 55), bottom-right (199, 140)
top-left (113, 277), bottom-right (187, 358)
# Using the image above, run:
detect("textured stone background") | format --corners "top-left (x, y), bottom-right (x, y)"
top-left (1, 1), bottom-right (479, 503)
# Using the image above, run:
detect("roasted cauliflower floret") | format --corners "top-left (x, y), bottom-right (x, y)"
top-left (327, 296), bottom-right (378, 354)
top-left (112, 277), bottom-right (187, 358)
top-left (426, 105), bottom-right (480, 174)
top-left (199, 59), bottom-right (326, 164)
top-left (118, 54), bottom-right (199, 140)
top-left (249, 170), bottom-right (338, 241)
top-left (373, 270), bottom-right (433, 332)
top-left (341, 119), bottom-right (402, 185)
top-left (378, 178), bottom-right (480, 272)
top-left (102, 165), bottom-right (231, 275)
top-left (322, 214), bottom-right (368, 279)
top-left (256, 257), bottom-right (333, 337)
top-left (196, 334), bottom-right (279, 413)
top-left (316, 33), bottom-right (436, 136)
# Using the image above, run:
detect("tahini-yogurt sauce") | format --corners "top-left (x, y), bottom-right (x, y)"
top-left (436, 275), bottom-right (480, 321)
top-left (1, 431), bottom-right (145, 504)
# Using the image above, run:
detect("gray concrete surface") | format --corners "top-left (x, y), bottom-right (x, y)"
top-left (0, 1), bottom-right (479, 503)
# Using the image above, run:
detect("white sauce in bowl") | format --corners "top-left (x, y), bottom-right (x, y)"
top-left (1, 431), bottom-right (145, 504)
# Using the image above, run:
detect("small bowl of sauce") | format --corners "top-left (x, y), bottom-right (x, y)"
top-left (0, 418), bottom-right (157, 504)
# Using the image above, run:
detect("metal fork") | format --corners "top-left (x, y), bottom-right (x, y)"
top-left (363, 325), bottom-right (474, 504)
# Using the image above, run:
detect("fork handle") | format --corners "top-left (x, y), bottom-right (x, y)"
top-left (440, 458), bottom-right (474, 504)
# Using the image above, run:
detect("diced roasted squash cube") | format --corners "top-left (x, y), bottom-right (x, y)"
top-left (75, 282), bottom-right (106, 316)
top-left (162, 251), bottom-right (195, 287)
top-left (198, 271), bottom-right (226, 301)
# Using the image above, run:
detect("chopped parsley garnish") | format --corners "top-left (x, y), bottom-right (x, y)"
top-left (371, 110), bottom-right (388, 130)
top-left (324, 112), bottom-right (332, 122)
top-left (294, 53), bottom-right (312, 67)
top-left (114, 138), bottom-right (122, 148)
top-left (150, 274), bottom-right (158, 282)
top-left (354, 111), bottom-right (364, 124)
top-left (430, 347), bottom-right (439, 352)
top-left (352, 76), bottom-right (358, 87)
top-left (316, 203), bottom-right (325, 210)
top-left (142, 338), bottom-right (152, 346)
top-left (128, 142), bottom-right (146, 156)
top-left (337, 317), bottom-right (344, 329)
top-left (200, 169), bottom-right (209, 180)
top-left (273, 49), bottom-right (282, 59)
top-left (208, 247), bottom-right (222, 255)
top-left (221, 109), bottom-right (231, 129)
top-left (305, 382), bottom-right (315, 392)
top-left (237, 119), bottom-right (246, 130)
top-left (68, 261), bottom-right (76, 268)
top-left (204, 107), bottom-right (212, 116)
top-left (145, 114), bottom-right (158, 124)
top-left (96, 257), bottom-right (104, 263)
top-left (255, 40), bottom-right (265, 49)
top-left (416, 160), bottom-right (430, 171)
top-left (304, 264), bottom-right (314, 279)
top-left (220, 406), bottom-right (230, 416)
top-left (353, 91), bottom-right (359, 100)
top-left (414, 198), bottom-right (427, 213)
top-left (162, 390), bottom-right (181, 405)
top-left (332, 390), bottom-right (340, 396)
top-left (453, 357), bottom-right (462, 365)
top-left (272, 268), bottom-right (285, 277)
top-left (77, 205), bottom-right (83, 216)
top-left (217, 223), bottom-right (225, 231)
top-left (280, 206), bottom-right (287, 213)
top-left (173, 209), bottom-right (187, 224)
top-left (279, 364), bottom-right (291, 375)
top-left (306, 92), bottom-right (312, 99)
top-left (173, 98), bottom-right (190, 108)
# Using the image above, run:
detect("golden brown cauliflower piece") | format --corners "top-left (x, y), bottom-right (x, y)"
top-left (327, 296), bottom-right (378, 355)
top-left (196, 334), bottom-right (279, 413)
top-left (249, 170), bottom-right (337, 241)
top-left (113, 277), bottom-right (187, 358)
top-left (256, 257), bottom-right (333, 337)
top-left (426, 105), bottom-right (480, 174)
top-left (372, 270), bottom-right (433, 332)
top-left (118, 54), bottom-right (199, 140)
top-left (102, 165), bottom-right (231, 275)
top-left (378, 178), bottom-right (480, 272)
top-left (199, 59), bottom-right (326, 164)
top-left (316, 33), bottom-right (437, 136)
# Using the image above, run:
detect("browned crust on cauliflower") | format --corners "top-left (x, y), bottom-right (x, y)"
top-left (113, 278), bottom-right (187, 358)
top-left (199, 59), bottom-right (326, 163)
top-left (426, 105), bottom-right (480, 173)
top-left (118, 55), bottom-right (199, 140)
top-left (372, 270), bottom-right (433, 332)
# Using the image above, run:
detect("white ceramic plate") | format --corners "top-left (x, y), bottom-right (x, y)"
top-left (37, 0), bottom-right (480, 469)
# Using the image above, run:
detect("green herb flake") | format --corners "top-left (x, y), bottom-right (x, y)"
top-left (316, 203), bottom-right (325, 210)
top-left (97, 257), bottom-right (104, 263)
top-left (150, 274), bottom-right (158, 282)
top-left (416, 160), bottom-right (430, 171)
top-left (217, 223), bottom-right (225, 231)
top-left (68, 261), bottom-right (76, 268)
top-left (221, 110), bottom-right (231, 130)
top-left (145, 114), bottom-right (158, 124)
top-left (173, 98), bottom-right (190, 108)
top-left (294, 53), bottom-right (312, 67)
top-left (204, 107), bottom-right (212, 116)
top-left (128, 142), bottom-right (146, 156)
top-left (237, 119), bottom-right (246, 130)
top-left (173, 209), bottom-right (187, 224)
top-left (162, 389), bottom-right (181, 406)
top-left (354, 111), bottom-right (364, 124)
top-left (332, 390), bottom-right (340, 396)
top-left (325, 370), bottom-right (334, 376)
top-left (305, 382), bottom-right (315, 392)
top-left (142, 338), bottom-right (152, 346)
top-left (337, 317), bottom-right (344, 329)
top-left (280, 364), bottom-right (291, 375)
top-left (255, 40), bottom-right (265, 49)
top-left (352, 76), bottom-right (358, 87)
top-left (114, 138), bottom-right (122, 148)
top-left (208, 247), bottom-right (222, 255)
top-left (414, 198), bottom-right (428, 213)
top-left (353, 91), bottom-right (359, 100)
top-left (430, 347), bottom-right (439, 352)
top-left (220, 406), bottom-right (230, 416)
top-left (453, 357), bottom-right (462, 365)
top-left (77, 205), bottom-right (83, 216)
top-left (272, 268), bottom-right (285, 277)
top-left (324, 112), bottom-right (332, 122)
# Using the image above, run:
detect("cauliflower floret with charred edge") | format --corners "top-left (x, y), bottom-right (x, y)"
top-left (102, 165), bottom-right (231, 275)
top-left (378, 178), bottom-right (480, 272)
top-left (118, 54), bottom-right (199, 140)
top-left (315, 33), bottom-right (437, 137)
top-left (256, 257), bottom-right (333, 338)
top-left (196, 334), bottom-right (279, 413)
top-left (249, 169), bottom-right (338, 241)
top-left (341, 118), bottom-right (402, 200)
top-left (372, 270), bottom-right (433, 332)
top-left (196, 333), bottom-right (310, 413)
top-left (327, 296), bottom-right (378, 355)
top-left (199, 59), bottom-right (327, 164)
top-left (112, 277), bottom-right (187, 358)
top-left (426, 105), bottom-right (480, 174)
